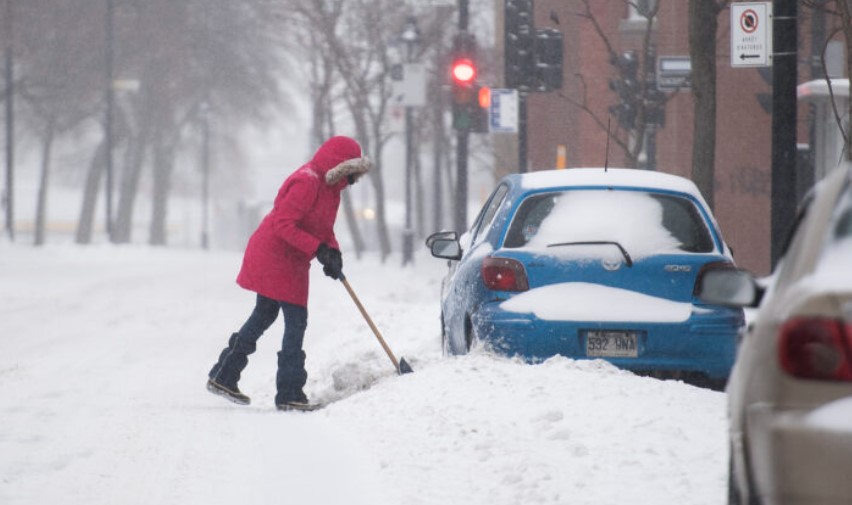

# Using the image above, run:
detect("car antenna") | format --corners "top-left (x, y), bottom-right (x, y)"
top-left (604, 118), bottom-right (611, 173)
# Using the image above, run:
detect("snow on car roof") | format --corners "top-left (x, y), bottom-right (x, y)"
top-left (514, 168), bottom-right (705, 200)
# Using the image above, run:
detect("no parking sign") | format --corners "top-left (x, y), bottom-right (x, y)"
top-left (731, 2), bottom-right (772, 68)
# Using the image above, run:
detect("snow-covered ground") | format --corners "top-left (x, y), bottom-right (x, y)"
top-left (0, 243), bottom-right (727, 505)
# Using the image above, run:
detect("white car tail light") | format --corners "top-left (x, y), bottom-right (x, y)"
top-left (778, 317), bottom-right (852, 381)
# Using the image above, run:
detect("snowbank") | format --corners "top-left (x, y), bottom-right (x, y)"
top-left (0, 243), bottom-right (727, 505)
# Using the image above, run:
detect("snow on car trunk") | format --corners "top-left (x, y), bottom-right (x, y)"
top-left (499, 282), bottom-right (694, 322)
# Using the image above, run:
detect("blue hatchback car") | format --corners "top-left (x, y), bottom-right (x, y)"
top-left (427, 168), bottom-right (744, 387)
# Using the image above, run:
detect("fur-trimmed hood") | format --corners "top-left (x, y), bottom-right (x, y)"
top-left (325, 156), bottom-right (371, 186)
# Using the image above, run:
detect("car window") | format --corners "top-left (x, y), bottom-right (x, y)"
top-left (471, 183), bottom-right (509, 245)
top-left (831, 182), bottom-right (852, 242)
top-left (502, 189), bottom-right (715, 255)
top-left (654, 194), bottom-right (716, 252)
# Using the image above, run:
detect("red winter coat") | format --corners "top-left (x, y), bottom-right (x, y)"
top-left (236, 136), bottom-right (364, 307)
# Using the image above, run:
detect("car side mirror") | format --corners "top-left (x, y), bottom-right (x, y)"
top-left (697, 269), bottom-right (760, 307)
top-left (426, 231), bottom-right (462, 260)
top-left (426, 231), bottom-right (458, 248)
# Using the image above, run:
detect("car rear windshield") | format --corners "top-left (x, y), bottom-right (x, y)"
top-left (832, 183), bottom-right (852, 242)
top-left (502, 189), bottom-right (716, 255)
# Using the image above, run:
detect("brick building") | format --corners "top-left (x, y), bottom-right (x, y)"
top-left (495, 1), bottom-right (835, 275)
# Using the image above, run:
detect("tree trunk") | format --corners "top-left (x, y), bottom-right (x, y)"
top-left (75, 139), bottom-right (107, 244)
top-left (369, 166), bottom-right (391, 261)
top-left (149, 131), bottom-right (176, 246)
top-left (689, 0), bottom-right (719, 209)
top-left (113, 110), bottom-right (151, 244)
top-left (34, 118), bottom-right (56, 247)
top-left (340, 190), bottom-right (363, 259)
top-left (352, 100), bottom-right (391, 261)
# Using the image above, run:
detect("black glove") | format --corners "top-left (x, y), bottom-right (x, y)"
top-left (315, 243), bottom-right (343, 280)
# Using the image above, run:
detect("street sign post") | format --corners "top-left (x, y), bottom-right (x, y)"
top-left (489, 88), bottom-right (518, 133)
top-left (731, 2), bottom-right (772, 68)
top-left (400, 63), bottom-right (426, 106)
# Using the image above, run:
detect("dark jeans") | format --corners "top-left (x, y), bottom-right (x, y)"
top-left (209, 294), bottom-right (308, 403)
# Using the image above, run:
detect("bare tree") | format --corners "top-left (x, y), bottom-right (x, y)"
top-left (286, 0), bottom-right (460, 261)
top-left (101, 0), bottom-right (287, 245)
top-left (821, 1), bottom-right (852, 160)
top-left (287, 2), bottom-right (367, 257)
top-left (559, 0), bottom-right (668, 168)
top-left (13, 1), bottom-right (103, 245)
top-left (288, 0), bottom-right (413, 261)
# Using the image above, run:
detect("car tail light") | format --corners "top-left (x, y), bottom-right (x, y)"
top-left (481, 257), bottom-right (529, 292)
top-left (778, 317), bottom-right (852, 382)
top-left (693, 261), bottom-right (737, 297)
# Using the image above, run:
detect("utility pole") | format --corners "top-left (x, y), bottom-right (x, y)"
top-left (400, 17), bottom-right (421, 266)
top-left (4, 0), bottom-right (14, 241)
top-left (454, 0), bottom-right (470, 233)
top-left (771, 0), bottom-right (797, 268)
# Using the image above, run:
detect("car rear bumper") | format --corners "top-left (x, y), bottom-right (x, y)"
top-left (747, 401), bottom-right (852, 504)
top-left (472, 301), bottom-right (742, 380)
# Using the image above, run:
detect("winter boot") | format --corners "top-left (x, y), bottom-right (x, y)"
top-left (208, 332), bottom-right (256, 405)
top-left (275, 348), bottom-right (308, 402)
top-left (276, 390), bottom-right (321, 411)
top-left (206, 378), bottom-right (251, 405)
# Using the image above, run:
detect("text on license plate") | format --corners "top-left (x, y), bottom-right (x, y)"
top-left (585, 330), bottom-right (639, 358)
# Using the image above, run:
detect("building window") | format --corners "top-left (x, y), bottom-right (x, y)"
top-left (628, 0), bottom-right (657, 20)
top-left (621, 0), bottom-right (657, 32)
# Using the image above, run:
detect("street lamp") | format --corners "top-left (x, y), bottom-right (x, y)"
top-left (400, 16), bottom-right (420, 266)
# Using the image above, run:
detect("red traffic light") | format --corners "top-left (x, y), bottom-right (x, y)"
top-left (451, 58), bottom-right (476, 85)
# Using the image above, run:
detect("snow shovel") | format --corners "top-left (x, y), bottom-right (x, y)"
top-left (339, 274), bottom-right (414, 375)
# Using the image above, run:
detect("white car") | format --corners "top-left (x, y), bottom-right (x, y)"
top-left (700, 166), bottom-right (852, 505)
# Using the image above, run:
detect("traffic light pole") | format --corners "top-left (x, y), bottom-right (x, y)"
top-left (403, 104), bottom-right (414, 264)
top-left (455, 130), bottom-right (469, 233)
top-left (771, 0), bottom-right (797, 268)
top-left (454, 0), bottom-right (470, 232)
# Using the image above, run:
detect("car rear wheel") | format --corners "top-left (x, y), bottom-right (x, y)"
top-left (728, 455), bottom-right (741, 505)
top-left (440, 312), bottom-right (449, 356)
top-left (729, 453), bottom-right (760, 505)
top-left (464, 316), bottom-right (474, 352)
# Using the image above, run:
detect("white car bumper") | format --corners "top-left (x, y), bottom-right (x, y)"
top-left (747, 399), bottom-right (852, 505)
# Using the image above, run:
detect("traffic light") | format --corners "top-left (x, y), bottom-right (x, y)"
top-left (451, 58), bottom-right (476, 85)
top-left (535, 28), bottom-right (563, 91)
top-left (470, 85), bottom-right (490, 133)
top-left (504, 0), bottom-right (535, 89)
top-left (451, 32), bottom-right (478, 131)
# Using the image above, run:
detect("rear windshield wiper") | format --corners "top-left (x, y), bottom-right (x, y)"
top-left (546, 241), bottom-right (634, 267)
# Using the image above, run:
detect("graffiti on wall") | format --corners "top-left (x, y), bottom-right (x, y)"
top-left (726, 166), bottom-right (770, 197)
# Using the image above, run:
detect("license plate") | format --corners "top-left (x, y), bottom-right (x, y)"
top-left (585, 330), bottom-right (639, 358)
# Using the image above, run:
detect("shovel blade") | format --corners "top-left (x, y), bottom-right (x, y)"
top-left (398, 358), bottom-right (414, 375)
